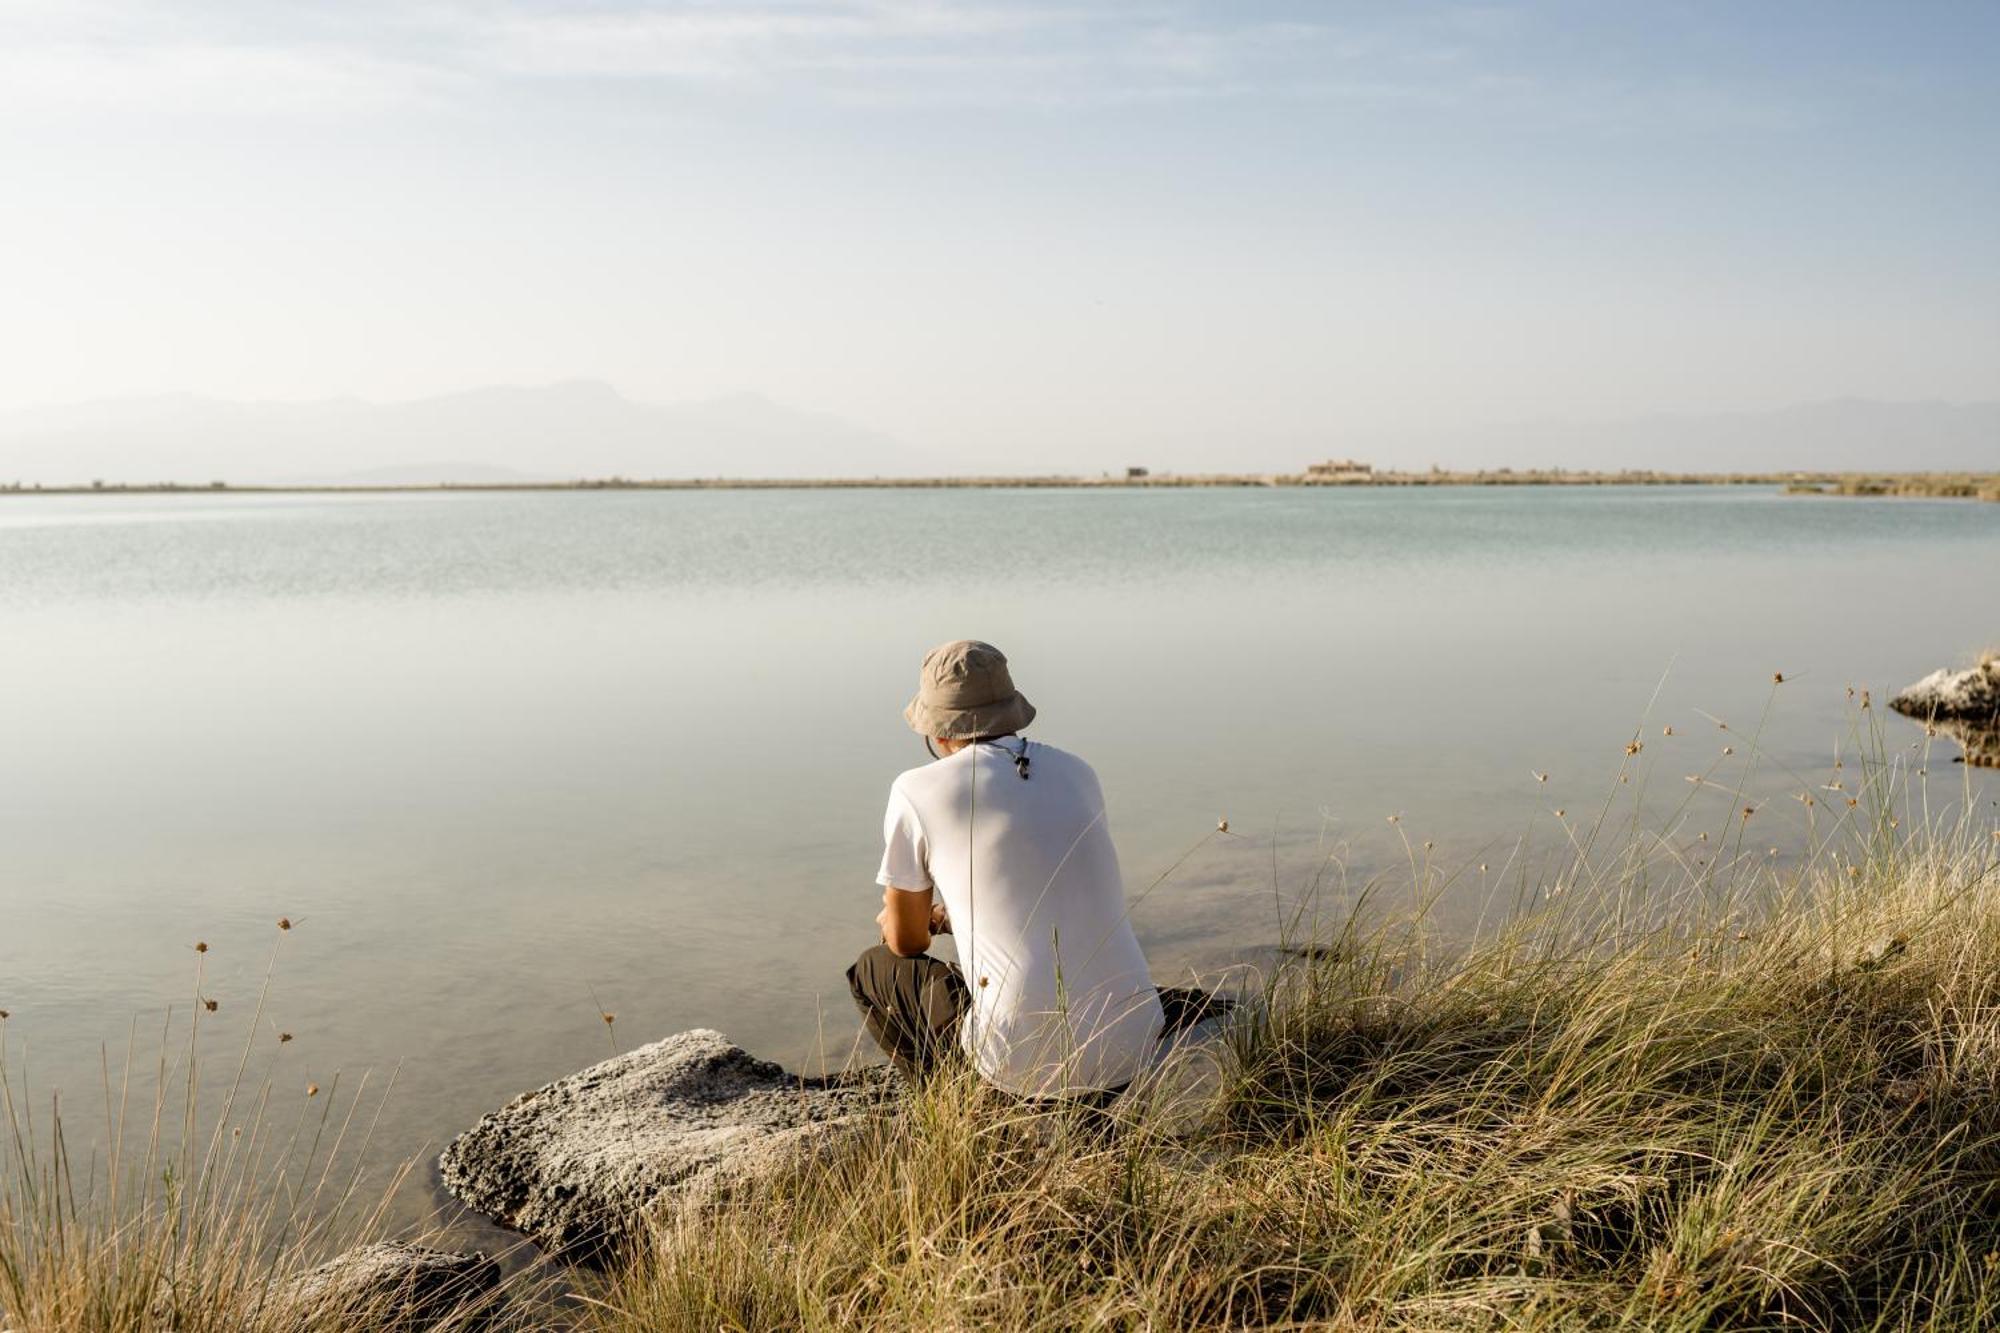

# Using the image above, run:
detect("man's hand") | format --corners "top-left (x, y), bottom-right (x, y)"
top-left (929, 901), bottom-right (952, 935)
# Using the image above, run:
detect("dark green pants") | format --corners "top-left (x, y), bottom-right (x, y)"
top-left (846, 943), bottom-right (1228, 1084)
top-left (846, 943), bottom-right (973, 1079)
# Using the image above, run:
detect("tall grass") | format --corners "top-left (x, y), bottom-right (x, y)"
top-left (6, 712), bottom-right (1997, 1330)
top-left (595, 766), bottom-right (2000, 1329)
top-left (0, 925), bottom-right (512, 1332)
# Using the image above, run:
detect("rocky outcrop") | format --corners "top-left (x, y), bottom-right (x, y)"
top-left (439, 1029), bottom-right (889, 1261)
top-left (1891, 658), bottom-right (2000, 767)
top-left (271, 1242), bottom-right (501, 1329)
top-left (1890, 658), bottom-right (2000, 725)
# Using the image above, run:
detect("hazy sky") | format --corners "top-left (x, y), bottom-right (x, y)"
top-left (3, 1), bottom-right (1996, 455)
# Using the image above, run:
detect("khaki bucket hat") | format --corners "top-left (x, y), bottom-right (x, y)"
top-left (904, 639), bottom-right (1037, 740)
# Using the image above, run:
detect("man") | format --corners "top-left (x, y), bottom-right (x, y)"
top-left (847, 639), bottom-right (1166, 1101)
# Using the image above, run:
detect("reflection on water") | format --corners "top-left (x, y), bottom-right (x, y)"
top-left (1925, 719), bottom-right (2000, 768)
top-left (2, 485), bottom-right (1996, 1198)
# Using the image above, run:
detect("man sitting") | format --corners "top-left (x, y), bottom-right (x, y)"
top-left (846, 639), bottom-right (1168, 1102)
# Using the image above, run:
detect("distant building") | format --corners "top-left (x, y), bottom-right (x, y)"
top-left (1126, 466), bottom-right (1150, 479)
top-left (1304, 458), bottom-right (1373, 480)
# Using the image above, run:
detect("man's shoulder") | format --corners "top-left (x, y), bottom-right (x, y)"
top-left (888, 738), bottom-right (1096, 797)
top-left (1024, 737), bottom-right (1094, 776)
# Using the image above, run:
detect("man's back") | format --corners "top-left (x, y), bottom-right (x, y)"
top-left (880, 737), bottom-right (1165, 1095)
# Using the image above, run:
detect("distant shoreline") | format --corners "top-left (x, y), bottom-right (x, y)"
top-left (1, 469), bottom-right (1996, 498)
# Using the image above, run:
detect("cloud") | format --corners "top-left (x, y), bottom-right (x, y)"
top-left (0, 40), bottom-right (448, 115)
top-left (468, 4), bottom-right (1046, 81)
top-left (0, 1), bottom-right (1361, 113)
top-left (0, 0), bottom-right (1836, 126)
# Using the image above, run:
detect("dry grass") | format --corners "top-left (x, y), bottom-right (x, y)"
top-left (1812, 474), bottom-right (2000, 501)
top-left (9, 472), bottom-right (1999, 497)
top-left (0, 928), bottom-right (522, 1332)
top-left (594, 816), bottom-right (2000, 1332)
top-left (8, 726), bottom-right (1999, 1331)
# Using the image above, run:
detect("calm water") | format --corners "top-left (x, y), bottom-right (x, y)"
top-left (3, 486), bottom-right (1996, 1200)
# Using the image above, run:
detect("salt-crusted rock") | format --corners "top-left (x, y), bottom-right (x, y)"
top-left (1890, 658), bottom-right (2000, 726)
top-left (1891, 658), bottom-right (2000, 767)
top-left (271, 1242), bottom-right (500, 1329)
top-left (439, 1029), bottom-right (888, 1261)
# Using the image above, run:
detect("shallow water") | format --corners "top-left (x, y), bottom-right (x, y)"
top-left (2, 485), bottom-right (1996, 1203)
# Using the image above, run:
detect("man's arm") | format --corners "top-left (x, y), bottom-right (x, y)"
top-left (877, 884), bottom-right (934, 957)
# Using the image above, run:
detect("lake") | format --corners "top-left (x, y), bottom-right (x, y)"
top-left (3, 485), bottom-right (1996, 1205)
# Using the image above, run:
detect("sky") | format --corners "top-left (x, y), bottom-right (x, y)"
top-left (2, 1), bottom-right (1996, 459)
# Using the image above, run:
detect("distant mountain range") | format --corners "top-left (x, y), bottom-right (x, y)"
top-left (0, 385), bottom-right (1992, 484)
top-left (0, 382), bottom-right (930, 486)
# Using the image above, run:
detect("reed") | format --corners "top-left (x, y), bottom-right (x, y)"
top-left (0, 924), bottom-right (518, 1332)
top-left (7, 715), bottom-right (1998, 1330)
top-left (593, 765), bottom-right (2000, 1329)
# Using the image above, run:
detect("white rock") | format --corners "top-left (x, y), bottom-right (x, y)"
top-left (439, 1029), bottom-right (888, 1261)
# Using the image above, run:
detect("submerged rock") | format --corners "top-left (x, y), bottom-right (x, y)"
top-left (273, 1242), bottom-right (501, 1330)
top-left (1891, 658), bottom-right (2000, 767)
top-left (439, 1029), bottom-right (888, 1261)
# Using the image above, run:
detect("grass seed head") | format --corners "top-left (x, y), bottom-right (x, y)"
top-left (277, 917), bottom-right (291, 931)
top-left (202, 997), bottom-right (218, 1012)
top-left (194, 941), bottom-right (208, 953)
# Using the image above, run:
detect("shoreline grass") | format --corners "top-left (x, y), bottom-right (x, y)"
top-left (2, 471), bottom-right (1997, 498)
top-left (0, 930), bottom-right (525, 1332)
top-left (7, 724), bottom-right (1999, 1329)
top-left (592, 812), bottom-right (2000, 1331)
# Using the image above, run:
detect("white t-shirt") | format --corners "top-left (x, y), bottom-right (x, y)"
top-left (876, 737), bottom-right (1164, 1096)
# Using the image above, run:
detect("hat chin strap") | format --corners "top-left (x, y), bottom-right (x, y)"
top-left (924, 733), bottom-right (1030, 777)
top-left (982, 735), bottom-right (1030, 779)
